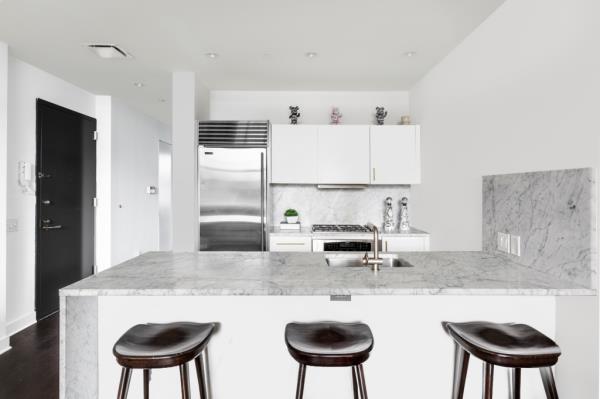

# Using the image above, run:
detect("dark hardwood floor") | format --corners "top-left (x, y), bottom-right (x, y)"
top-left (0, 313), bottom-right (58, 399)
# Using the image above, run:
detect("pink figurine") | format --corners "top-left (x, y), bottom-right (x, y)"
top-left (330, 107), bottom-right (343, 124)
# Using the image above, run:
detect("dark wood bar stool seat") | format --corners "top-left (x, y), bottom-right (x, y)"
top-left (285, 321), bottom-right (374, 399)
top-left (113, 322), bottom-right (215, 399)
top-left (442, 321), bottom-right (561, 399)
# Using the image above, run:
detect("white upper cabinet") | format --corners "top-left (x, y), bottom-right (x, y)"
top-left (271, 125), bottom-right (318, 183)
top-left (271, 124), bottom-right (420, 185)
top-left (317, 125), bottom-right (370, 184)
top-left (370, 125), bottom-right (421, 184)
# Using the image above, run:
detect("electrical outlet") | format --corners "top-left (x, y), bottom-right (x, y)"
top-left (510, 235), bottom-right (521, 256)
top-left (497, 232), bottom-right (510, 253)
top-left (7, 218), bottom-right (18, 233)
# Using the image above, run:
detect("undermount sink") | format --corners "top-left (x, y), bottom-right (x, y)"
top-left (325, 254), bottom-right (414, 268)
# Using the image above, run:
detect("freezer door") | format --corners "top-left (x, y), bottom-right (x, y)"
top-left (199, 147), bottom-right (266, 251)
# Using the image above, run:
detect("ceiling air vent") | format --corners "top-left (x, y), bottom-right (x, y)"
top-left (87, 44), bottom-right (132, 59)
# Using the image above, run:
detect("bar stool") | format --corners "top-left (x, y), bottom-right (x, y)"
top-left (442, 321), bottom-right (561, 399)
top-left (113, 322), bottom-right (215, 399)
top-left (285, 321), bottom-right (374, 399)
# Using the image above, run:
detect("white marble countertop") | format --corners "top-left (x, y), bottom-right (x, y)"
top-left (61, 251), bottom-right (595, 297)
top-left (269, 226), bottom-right (430, 237)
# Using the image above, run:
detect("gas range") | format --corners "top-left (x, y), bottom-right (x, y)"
top-left (311, 224), bottom-right (372, 233)
top-left (311, 224), bottom-right (379, 252)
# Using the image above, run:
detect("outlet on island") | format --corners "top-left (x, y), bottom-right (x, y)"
top-left (510, 235), bottom-right (521, 256)
top-left (497, 232), bottom-right (510, 253)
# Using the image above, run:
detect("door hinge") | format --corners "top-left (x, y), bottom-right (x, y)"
top-left (93, 197), bottom-right (98, 207)
top-left (93, 130), bottom-right (98, 141)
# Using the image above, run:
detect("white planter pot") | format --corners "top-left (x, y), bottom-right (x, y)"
top-left (286, 216), bottom-right (299, 224)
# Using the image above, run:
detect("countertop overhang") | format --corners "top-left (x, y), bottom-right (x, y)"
top-left (60, 251), bottom-right (596, 297)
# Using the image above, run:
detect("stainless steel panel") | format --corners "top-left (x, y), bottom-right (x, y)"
top-left (199, 147), bottom-right (267, 251)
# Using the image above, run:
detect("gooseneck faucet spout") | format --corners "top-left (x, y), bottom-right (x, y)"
top-left (362, 223), bottom-right (383, 271)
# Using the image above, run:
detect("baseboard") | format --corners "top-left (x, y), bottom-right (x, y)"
top-left (7, 311), bottom-right (37, 336)
top-left (0, 335), bottom-right (10, 355)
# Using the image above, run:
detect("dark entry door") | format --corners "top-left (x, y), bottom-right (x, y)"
top-left (36, 99), bottom-right (96, 320)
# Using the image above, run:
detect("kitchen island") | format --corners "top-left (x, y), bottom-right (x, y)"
top-left (60, 251), bottom-right (596, 398)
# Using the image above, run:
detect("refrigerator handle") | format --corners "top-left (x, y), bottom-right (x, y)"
top-left (260, 151), bottom-right (265, 251)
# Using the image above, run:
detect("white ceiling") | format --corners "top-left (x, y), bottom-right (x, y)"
top-left (0, 0), bottom-right (506, 123)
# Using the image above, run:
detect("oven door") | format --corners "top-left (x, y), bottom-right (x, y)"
top-left (313, 239), bottom-right (382, 252)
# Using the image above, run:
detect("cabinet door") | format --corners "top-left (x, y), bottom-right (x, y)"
top-left (383, 236), bottom-right (430, 252)
top-left (370, 125), bottom-right (421, 184)
top-left (317, 125), bottom-right (370, 184)
top-left (271, 125), bottom-right (318, 183)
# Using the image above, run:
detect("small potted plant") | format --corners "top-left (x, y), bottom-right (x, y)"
top-left (284, 209), bottom-right (299, 224)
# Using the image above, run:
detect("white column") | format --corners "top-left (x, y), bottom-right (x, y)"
top-left (171, 71), bottom-right (198, 251)
top-left (94, 96), bottom-right (112, 271)
top-left (0, 42), bottom-right (11, 354)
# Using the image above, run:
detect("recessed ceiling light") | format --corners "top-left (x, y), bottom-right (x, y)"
top-left (133, 82), bottom-right (145, 88)
top-left (205, 52), bottom-right (218, 59)
top-left (404, 51), bottom-right (417, 57)
top-left (305, 52), bottom-right (318, 59)
top-left (87, 44), bottom-right (132, 59)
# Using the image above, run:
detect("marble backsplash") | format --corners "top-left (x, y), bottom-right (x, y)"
top-left (270, 185), bottom-right (410, 227)
top-left (482, 168), bottom-right (597, 287)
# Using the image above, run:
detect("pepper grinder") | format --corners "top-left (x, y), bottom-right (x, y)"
top-left (383, 197), bottom-right (395, 232)
top-left (399, 197), bottom-right (410, 231)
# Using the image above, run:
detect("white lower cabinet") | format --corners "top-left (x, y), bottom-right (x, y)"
top-left (383, 236), bottom-right (430, 252)
top-left (269, 235), bottom-right (312, 252)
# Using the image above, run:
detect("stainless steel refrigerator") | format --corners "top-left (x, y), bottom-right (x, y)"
top-left (198, 121), bottom-right (269, 251)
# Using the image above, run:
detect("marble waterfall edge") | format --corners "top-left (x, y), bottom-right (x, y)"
top-left (482, 168), bottom-right (597, 287)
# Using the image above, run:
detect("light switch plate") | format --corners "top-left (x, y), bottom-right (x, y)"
top-left (510, 235), bottom-right (521, 256)
top-left (7, 218), bottom-right (18, 233)
top-left (497, 232), bottom-right (510, 253)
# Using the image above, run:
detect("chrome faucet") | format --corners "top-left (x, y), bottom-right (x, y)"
top-left (362, 223), bottom-right (383, 271)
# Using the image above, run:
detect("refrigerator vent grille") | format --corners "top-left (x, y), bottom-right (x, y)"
top-left (198, 121), bottom-right (269, 148)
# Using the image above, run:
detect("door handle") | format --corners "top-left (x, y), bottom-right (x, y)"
top-left (42, 225), bottom-right (62, 230)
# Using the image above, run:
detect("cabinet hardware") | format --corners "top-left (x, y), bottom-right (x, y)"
top-left (372, 168), bottom-right (376, 181)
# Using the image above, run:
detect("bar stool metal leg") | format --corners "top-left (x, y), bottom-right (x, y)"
top-left (452, 344), bottom-right (470, 399)
top-left (540, 367), bottom-right (559, 399)
top-left (143, 369), bottom-right (151, 399)
top-left (352, 366), bottom-right (359, 399)
top-left (179, 363), bottom-right (191, 399)
top-left (482, 363), bottom-right (494, 399)
top-left (194, 353), bottom-right (208, 399)
top-left (357, 364), bottom-right (368, 399)
top-left (117, 367), bottom-right (132, 399)
top-left (508, 368), bottom-right (521, 399)
top-left (295, 364), bottom-right (306, 399)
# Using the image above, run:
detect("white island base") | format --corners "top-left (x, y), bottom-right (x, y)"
top-left (61, 295), bottom-right (596, 398)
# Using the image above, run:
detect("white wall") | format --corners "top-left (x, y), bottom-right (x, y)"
top-left (210, 91), bottom-right (409, 124)
top-left (409, 0), bottom-right (599, 252)
top-left (0, 42), bottom-right (10, 354)
top-left (6, 55), bottom-right (96, 333)
top-left (5, 55), bottom-right (170, 333)
top-left (110, 98), bottom-right (170, 265)
top-left (409, 0), bottom-right (599, 396)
